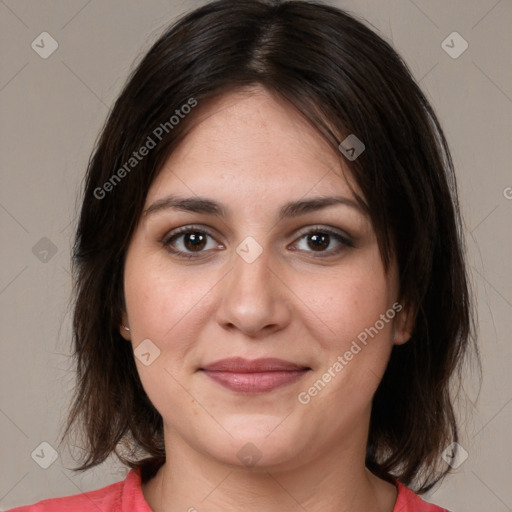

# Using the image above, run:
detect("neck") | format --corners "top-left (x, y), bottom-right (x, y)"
top-left (141, 423), bottom-right (397, 512)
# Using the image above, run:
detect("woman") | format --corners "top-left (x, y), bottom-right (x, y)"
top-left (10, 0), bottom-right (475, 510)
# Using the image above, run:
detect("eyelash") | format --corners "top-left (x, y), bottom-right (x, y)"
top-left (161, 224), bottom-right (354, 260)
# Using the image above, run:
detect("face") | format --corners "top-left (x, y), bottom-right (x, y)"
top-left (121, 86), bottom-right (412, 471)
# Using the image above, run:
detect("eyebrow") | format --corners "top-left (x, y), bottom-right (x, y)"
top-left (143, 194), bottom-right (367, 221)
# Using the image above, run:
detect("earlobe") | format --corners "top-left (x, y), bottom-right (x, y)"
top-left (392, 303), bottom-right (415, 345)
top-left (119, 326), bottom-right (131, 340)
top-left (120, 313), bottom-right (131, 340)
top-left (393, 329), bottom-right (411, 346)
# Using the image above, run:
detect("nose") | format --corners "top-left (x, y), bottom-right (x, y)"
top-left (215, 243), bottom-right (292, 338)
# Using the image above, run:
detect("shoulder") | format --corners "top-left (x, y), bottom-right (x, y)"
top-left (7, 469), bottom-right (151, 512)
top-left (393, 479), bottom-right (453, 512)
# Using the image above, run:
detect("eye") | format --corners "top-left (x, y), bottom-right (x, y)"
top-left (161, 225), bottom-right (354, 260)
top-left (162, 226), bottom-right (223, 259)
top-left (291, 227), bottom-right (354, 257)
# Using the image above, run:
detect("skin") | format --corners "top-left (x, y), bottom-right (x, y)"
top-left (120, 85), bottom-right (413, 512)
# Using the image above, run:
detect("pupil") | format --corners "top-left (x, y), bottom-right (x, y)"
top-left (185, 232), bottom-right (206, 251)
top-left (309, 233), bottom-right (329, 251)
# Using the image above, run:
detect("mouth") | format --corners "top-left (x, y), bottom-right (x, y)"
top-left (199, 357), bottom-right (311, 393)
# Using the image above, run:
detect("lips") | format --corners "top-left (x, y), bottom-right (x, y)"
top-left (199, 357), bottom-right (310, 393)
top-left (201, 357), bottom-right (308, 372)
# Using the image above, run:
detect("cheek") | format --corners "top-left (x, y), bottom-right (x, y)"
top-left (123, 255), bottom-right (217, 354)
top-left (123, 257), bottom-right (210, 424)
top-left (290, 253), bottom-right (393, 351)
top-left (293, 260), bottom-right (398, 426)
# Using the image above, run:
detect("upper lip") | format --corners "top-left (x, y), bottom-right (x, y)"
top-left (200, 357), bottom-right (309, 373)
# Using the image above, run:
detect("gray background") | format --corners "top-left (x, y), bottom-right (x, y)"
top-left (1, 0), bottom-right (511, 510)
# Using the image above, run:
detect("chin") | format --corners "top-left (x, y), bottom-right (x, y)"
top-left (205, 415), bottom-right (308, 470)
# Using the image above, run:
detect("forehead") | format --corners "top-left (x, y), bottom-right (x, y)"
top-left (146, 87), bottom-right (359, 206)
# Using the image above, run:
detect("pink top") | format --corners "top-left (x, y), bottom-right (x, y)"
top-left (8, 468), bottom-right (451, 511)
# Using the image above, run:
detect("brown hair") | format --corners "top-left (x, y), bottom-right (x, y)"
top-left (60, 0), bottom-right (477, 493)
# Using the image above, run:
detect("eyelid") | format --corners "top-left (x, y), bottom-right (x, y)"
top-left (292, 225), bottom-right (354, 245)
top-left (161, 224), bottom-right (222, 244)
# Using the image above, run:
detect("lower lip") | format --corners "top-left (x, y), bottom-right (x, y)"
top-left (202, 370), bottom-right (309, 393)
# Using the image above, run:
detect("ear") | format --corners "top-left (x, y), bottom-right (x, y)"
top-left (392, 301), bottom-right (415, 346)
top-left (119, 311), bottom-right (131, 340)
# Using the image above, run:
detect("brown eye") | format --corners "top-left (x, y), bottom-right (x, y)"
top-left (181, 232), bottom-right (208, 251)
top-left (162, 226), bottom-right (221, 258)
top-left (292, 227), bottom-right (354, 257)
top-left (306, 233), bottom-right (330, 251)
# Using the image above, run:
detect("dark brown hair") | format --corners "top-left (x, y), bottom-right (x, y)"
top-left (61, 0), bottom-right (477, 493)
